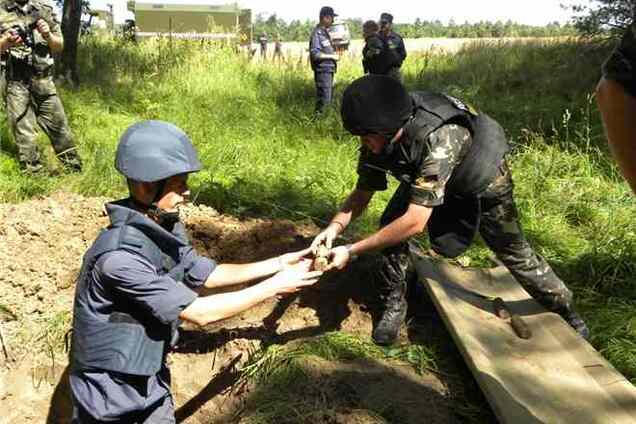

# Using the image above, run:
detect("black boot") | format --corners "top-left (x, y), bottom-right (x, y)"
top-left (19, 160), bottom-right (44, 174)
top-left (556, 306), bottom-right (590, 340)
top-left (58, 149), bottom-right (83, 173)
top-left (372, 281), bottom-right (407, 346)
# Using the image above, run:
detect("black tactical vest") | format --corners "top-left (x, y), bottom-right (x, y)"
top-left (70, 208), bottom-right (187, 377)
top-left (405, 92), bottom-right (511, 257)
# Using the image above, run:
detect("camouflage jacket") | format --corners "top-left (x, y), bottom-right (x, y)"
top-left (355, 92), bottom-right (477, 208)
top-left (355, 90), bottom-right (510, 208)
top-left (0, 0), bottom-right (61, 76)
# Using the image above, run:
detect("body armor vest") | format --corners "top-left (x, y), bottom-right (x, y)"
top-left (70, 206), bottom-right (188, 377)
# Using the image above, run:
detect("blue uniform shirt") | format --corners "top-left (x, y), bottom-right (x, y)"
top-left (309, 25), bottom-right (336, 72)
top-left (70, 201), bottom-right (216, 421)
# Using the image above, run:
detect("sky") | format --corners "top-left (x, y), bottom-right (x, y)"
top-left (89, 0), bottom-right (582, 26)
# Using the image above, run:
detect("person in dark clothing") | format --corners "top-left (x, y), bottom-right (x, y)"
top-left (311, 75), bottom-right (589, 346)
top-left (597, 6), bottom-right (636, 194)
top-left (69, 120), bottom-right (321, 423)
top-left (309, 6), bottom-right (339, 113)
top-left (258, 32), bottom-right (268, 60)
top-left (362, 20), bottom-right (384, 74)
top-left (378, 13), bottom-right (407, 81)
top-left (273, 33), bottom-right (283, 63)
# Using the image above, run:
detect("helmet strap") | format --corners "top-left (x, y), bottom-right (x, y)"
top-left (130, 179), bottom-right (181, 231)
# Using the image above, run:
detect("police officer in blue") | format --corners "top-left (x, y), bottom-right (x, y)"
top-left (69, 120), bottom-right (322, 423)
top-left (378, 13), bottom-right (407, 81)
top-left (309, 6), bottom-right (339, 113)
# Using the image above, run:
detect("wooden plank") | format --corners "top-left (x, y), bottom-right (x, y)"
top-left (410, 251), bottom-right (636, 424)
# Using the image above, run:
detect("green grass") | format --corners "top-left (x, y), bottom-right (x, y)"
top-left (1, 36), bottom-right (635, 419)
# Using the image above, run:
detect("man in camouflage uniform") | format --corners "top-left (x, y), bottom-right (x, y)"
top-left (0, 0), bottom-right (81, 173)
top-left (597, 5), bottom-right (636, 194)
top-left (312, 75), bottom-right (589, 345)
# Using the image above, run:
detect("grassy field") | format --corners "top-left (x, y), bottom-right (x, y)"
top-left (0, 36), bottom-right (635, 420)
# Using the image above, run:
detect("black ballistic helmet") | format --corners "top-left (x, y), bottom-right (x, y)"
top-left (341, 75), bottom-right (413, 136)
top-left (115, 120), bottom-right (202, 182)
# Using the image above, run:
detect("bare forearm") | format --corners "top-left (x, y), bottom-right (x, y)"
top-left (180, 284), bottom-right (275, 326)
top-left (204, 259), bottom-right (280, 288)
top-left (597, 77), bottom-right (636, 194)
top-left (0, 35), bottom-right (11, 53)
top-left (330, 189), bottom-right (374, 230)
top-left (350, 205), bottom-right (432, 255)
top-left (46, 34), bottom-right (63, 53)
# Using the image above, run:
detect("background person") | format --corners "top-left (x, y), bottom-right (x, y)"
top-left (0, 0), bottom-right (82, 173)
top-left (596, 6), bottom-right (636, 194)
top-left (309, 6), bottom-right (339, 113)
top-left (378, 13), bottom-right (407, 81)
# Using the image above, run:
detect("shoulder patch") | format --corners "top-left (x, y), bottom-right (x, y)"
top-left (443, 94), bottom-right (479, 116)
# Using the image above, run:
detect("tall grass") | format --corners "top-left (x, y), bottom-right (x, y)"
top-left (0, 35), bottom-right (634, 412)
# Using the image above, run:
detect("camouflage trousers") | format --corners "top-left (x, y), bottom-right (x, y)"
top-left (6, 78), bottom-right (77, 167)
top-left (377, 160), bottom-right (574, 312)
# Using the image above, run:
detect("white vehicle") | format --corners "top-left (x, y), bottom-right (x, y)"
top-left (329, 19), bottom-right (350, 51)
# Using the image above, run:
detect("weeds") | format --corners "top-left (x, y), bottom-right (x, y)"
top-left (0, 36), bottom-right (635, 419)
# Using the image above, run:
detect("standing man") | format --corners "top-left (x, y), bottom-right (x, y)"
top-left (309, 6), bottom-right (339, 113)
top-left (378, 13), bottom-right (407, 81)
top-left (311, 75), bottom-right (589, 345)
top-left (69, 120), bottom-right (321, 423)
top-left (0, 0), bottom-right (82, 173)
top-left (273, 33), bottom-right (283, 63)
top-left (258, 32), bottom-right (268, 60)
top-left (596, 6), bottom-right (636, 194)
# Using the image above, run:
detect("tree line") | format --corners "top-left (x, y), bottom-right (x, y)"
top-left (252, 14), bottom-right (578, 42)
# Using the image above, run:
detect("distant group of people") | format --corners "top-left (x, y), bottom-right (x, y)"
top-left (258, 31), bottom-right (283, 61)
top-left (309, 7), bottom-right (407, 113)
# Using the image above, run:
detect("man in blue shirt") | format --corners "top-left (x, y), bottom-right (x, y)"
top-left (69, 120), bottom-right (321, 423)
top-left (309, 6), bottom-right (339, 113)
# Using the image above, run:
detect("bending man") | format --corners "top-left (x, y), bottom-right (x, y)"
top-left (312, 75), bottom-right (589, 345)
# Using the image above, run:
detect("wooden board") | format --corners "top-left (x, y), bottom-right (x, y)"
top-left (410, 251), bottom-right (636, 424)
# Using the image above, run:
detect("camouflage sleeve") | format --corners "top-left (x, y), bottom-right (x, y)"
top-left (602, 21), bottom-right (636, 97)
top-left (40, 0), bottom-right (62, 36)
top-left (410, 124), bottom-right (471, 207)
top-left (355, 147), bottom-right (389, 192)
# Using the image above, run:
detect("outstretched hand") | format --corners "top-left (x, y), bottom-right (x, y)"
top-left (265, 259), bottom-right (322, 295)
top-left (279, 247), bottom-right (313, 269)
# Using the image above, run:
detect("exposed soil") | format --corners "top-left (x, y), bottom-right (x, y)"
top-left (0, 193), bottom-right (464, 423)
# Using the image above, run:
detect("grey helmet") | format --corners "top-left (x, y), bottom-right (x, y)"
top-left (115, 120), bottom-right (202, 182)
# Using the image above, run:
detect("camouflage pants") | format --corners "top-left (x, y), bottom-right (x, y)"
top-left (6, 78), bottom-right (76, 166)
top-left (377, 161), bottom-right (573, 312)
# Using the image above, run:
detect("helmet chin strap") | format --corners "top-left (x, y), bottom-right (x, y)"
top-left (131, 180), bottom-right (181, 231)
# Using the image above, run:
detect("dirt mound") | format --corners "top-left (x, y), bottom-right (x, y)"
top-left (0, 193), bottom-right (453, 423)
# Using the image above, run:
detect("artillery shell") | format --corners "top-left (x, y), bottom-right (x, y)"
top-left (511, 314), bottom-right (532, 339)
top-left (493, 297), bottom-right (511, 320)
top-left (312, 245), bottom-right (330, 272)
